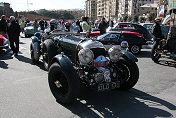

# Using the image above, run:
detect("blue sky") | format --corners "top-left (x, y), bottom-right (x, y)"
top-left (0, 0), bottom-right (85, 11)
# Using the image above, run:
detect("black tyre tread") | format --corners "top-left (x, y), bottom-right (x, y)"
top-left (30, 43), bottom-right (39, 64)
top-left (43, 39), bottom-right (57, 70)
top-left (118, 58), bottom-right (139, 90)
top-left (151, 42), bottom-right (161, 63)
top-left (48, 62), bottom-right (80, 104)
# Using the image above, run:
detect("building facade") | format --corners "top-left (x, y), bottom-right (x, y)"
top-left (97, 0), bottom-right (118, 21)
top-left (169, 0), bottom-right (176, 10)
top-left (0, 2), bottom-right (14, 17)
top-left (85, 0), bottom-right (97, 21)
top-left (118, 0), bottom-right (156, 20)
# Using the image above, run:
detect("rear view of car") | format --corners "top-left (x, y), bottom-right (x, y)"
top-left (24, 23), bottom-right (34, 38)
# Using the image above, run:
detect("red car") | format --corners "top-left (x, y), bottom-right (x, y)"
top-left (89, 31), bottom-right (100, 37)
top-left (0, 34), bottom-right (9, 50)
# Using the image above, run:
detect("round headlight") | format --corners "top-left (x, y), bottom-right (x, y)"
top-left (120, 41), bottom-right (129, 48)
top-left (108, 46), bottom-right (122, 62)
top-left (78, 49), bottom-right (94, 65)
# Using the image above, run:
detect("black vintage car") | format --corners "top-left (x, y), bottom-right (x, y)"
top-left (107, 22), bottom-right (153, 41)
top-left (97, 32), bottom-right (152, 54)
top-left (30, 30), bottom-right (139, 104)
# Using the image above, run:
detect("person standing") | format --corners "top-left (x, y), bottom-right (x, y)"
top-left (81, 17), bottom-right (91, 37)
top-left (76, 19), bottom-right (82, 33)
top-left (98, 17), bottom-right (108, 35)
top-left (44, 20), bottom-right (48, 29)
top-left (39, 19), bottom-right (45, 31)
top-left (33, 19), bottom-right (39, 33)
top-left (109, 20), bottom-right (114, 27)
top-left (7, 16), bottom-right (21, 56)
top-left (25, 18), bottom-right (30, 26)
top-left (20, 20), bottom-right (25, 33)
top-left (152, 18), bottom-right (163, 40)
top-left (65, 21), bottom-right (72, 32)
top-left (0, 15), bottom-right (8, 35)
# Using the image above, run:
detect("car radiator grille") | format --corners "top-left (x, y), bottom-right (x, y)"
top-left (90, 48), bottom-right (106, 59)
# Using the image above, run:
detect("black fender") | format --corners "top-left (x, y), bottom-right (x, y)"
top-left (51, 54), bottom-right (75, 73)
top-left (121, 50), bottom-right (138, 62)
top-left (31, 36), bottom-right (40, 43)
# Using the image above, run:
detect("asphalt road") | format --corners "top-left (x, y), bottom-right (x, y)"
top-left (0, 37), bottom-right (176, 118)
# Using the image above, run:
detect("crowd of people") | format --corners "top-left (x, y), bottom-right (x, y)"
top-left (0, 14), bottom-right (138, 57)
top-left (0, 15), bottom-right (20, 56)
top-left (2, 14), bottom-right (162, 57)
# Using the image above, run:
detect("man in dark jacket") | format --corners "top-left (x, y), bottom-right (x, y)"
top-left (76, 19), bottom-right (82, 33)
top-left (7, 16), bottom-right (21, 56)
top-left (39, 20), bottom-right (45, 31)
top-left (98, 17), bottom-right (108, 35)
top-left (152, 18), bottom-right (163, 39)
top-left (0, 15), bottom-right (8, 34)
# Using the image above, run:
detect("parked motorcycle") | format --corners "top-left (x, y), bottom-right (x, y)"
top-left (151, 8), bottom-right (176, 63)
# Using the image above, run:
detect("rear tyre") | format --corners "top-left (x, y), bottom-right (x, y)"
top-left (48, 62), bottom-right (80, 104)
top-left (43, 39), bottom-right (57, 70)
top-left (129, 45), bottom-right (141, 54)
top-left (116, 58), bottom-right (139, 90)
top-left (151, 42), bottom-right (161, 63)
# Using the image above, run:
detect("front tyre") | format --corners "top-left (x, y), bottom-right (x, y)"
top-left (151, 41), bottom-right (161, 63)
top-left (30, 43), bottom-right (39, 64)
top-left (48, 63), bottom-right (80, 104)
top-left (116, 58), bottom-right (139, 90)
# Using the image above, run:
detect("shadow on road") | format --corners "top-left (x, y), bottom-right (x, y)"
top-left (0, 60), bottom-right (8, 69)
top-left (60, 88), bottom-right (176, 118)
top-left (136, 50), bottom-right (151, 58)
top-left (15, 55), bottom-right (32, 64)
top-left (0, 52), bottom-right (13, 69)
top-left (36, 61), bottom-right (47, 71)
top-left (19, 41), bottom-right (26, 45)
top-left (15, 55), bottom-right (46, 71)
top-left (158, 60), bottom-right (176, 68)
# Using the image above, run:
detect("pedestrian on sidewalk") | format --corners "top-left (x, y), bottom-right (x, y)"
top-left (33, 19), bottom-right (39, 33)
top-left (39, 19), bottom-right (45, 31)
top-left (7, 16), bottom-right (21, 56)
top-left (98, 17), bottom-right (108, 35)
top-left (81, 17), bottom-right (91, 38)
top-left (20, 20), bottom-right (25, 33)
top-left (0, 15), bottom-right (8, 35)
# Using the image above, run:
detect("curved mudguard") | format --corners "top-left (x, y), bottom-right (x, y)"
top-left (31, 36), bottom-right (41, 60)
top-left (121, 50), bottom-right (138, 62)
top-left (51, 54), bottom-right (75, 73)
top-left (31, 36), bottom-right (40, 43)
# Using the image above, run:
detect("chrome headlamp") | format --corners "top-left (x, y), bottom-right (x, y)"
top-left (78, 49), bottom-right (94, 65)
top-left (3, 38), bottom-right (8, 46)
top-left (120, 41), bottom-right (129, 48)
top-left (108, 46), bottom-right (122, 62)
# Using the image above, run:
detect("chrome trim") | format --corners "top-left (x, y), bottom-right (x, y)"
top-left (79, 40), bottom-right (106, 50)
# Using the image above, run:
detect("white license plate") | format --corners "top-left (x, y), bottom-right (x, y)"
top-left (98, 81), bottom-right (120, 91)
